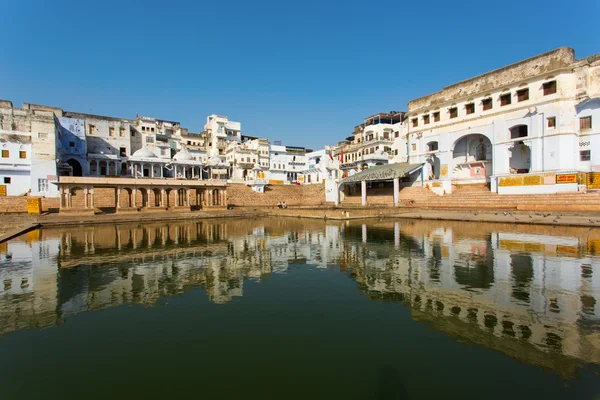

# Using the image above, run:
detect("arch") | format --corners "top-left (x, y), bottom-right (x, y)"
top-left (142, 163), bottom-right (151, 177)
top-left (139, 188), bottom-right (148, 207)
top-left (121, 163), bottom-right (128, 176)
top-left (121, 188), bottom-right (133, 208)
top-left (177, 188), bottom-right (186, 206)
top-left (66, 159), bottom-right (83, 176)
top-left (452, 134), bottom-right (492, 180)
top-left (153, 188), bottom-right (161, 207)
top-left (108, 161), bottom-right (116, 176)
top-left (510, 124), bottom-right (528, 139)
top-left (98, 160), bottom-right (108, 176)
top-left (509, 141), bottom-right (531, 174)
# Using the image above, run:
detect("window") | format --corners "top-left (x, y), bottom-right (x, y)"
top-left (465, 103), bottom-right (475, 115)
top-left (89, 125), bottom-right (96, 135)
top-left (580, 116), bottom-right (592, 130)
top-left (1, 150), bottom-right (8, 158)
top-left (510, 125), bottom-right (528, 139)
top-left (482, 98), bottom-right (493, 110)
top-left (500, 93), bottom-right (511, 106)
top-left (543, 80), bottom-right (557, 96)
top-left (142, 126), bottom-right (146, 132)
top-left (3, 177), bottom-right (10, 184)
top-left (146, 136), bottom-right (154, 143)
top-left (423, 115), bottom-right (430, 124)
top-left (120, 147), bottom-right (127, 157)
top-left (411, 143), bottom-right (416, 151)
top-left (428, 141), bottom-right (439, 151)
top-left (38, 178), bottom-right (48, 192)
top-left (547, 117), bottom-right (556, 128)
top-left (517, 88), bottom-right (529, 102)
top-left (109, 127), bottom-right (115, 137)
top-left (433, 111), bottom-right (440, 122)
top-left (411, 118), bottom-right (418, 127)
top-left (449, 107), bottom-right (458, 119)
top-left (119, 127), bottom-right (125, 137)
top-left (19, 151), bottom-right (26, 159)
top-left (151, 127), bottom-right (155, 132)
top-left (580, 150), bottom-right (591, 161)
top-left (395, 131), bottom-right (399, 138)
top-left (69, 141), bottom-right (75, 147)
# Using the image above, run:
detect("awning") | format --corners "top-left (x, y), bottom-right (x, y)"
top-left (341, 163), bottom-right (423, 184)
top-left (304, 168), bottom-right (320, 174)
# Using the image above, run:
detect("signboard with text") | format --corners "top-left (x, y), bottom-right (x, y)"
top-left (556, 174), bottom-right (577, 184)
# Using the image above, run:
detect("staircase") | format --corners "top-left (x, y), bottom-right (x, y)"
top-left (400, 184), bottom-right (600, 212)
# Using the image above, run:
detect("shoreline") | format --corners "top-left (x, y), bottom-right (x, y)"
top-left (0, 207), bottom-right (599, 243)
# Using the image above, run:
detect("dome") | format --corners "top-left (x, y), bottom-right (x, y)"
top-left (132, 147), bottom-right (157, 158)
top-left (173, 148), bottom-right (192, 161)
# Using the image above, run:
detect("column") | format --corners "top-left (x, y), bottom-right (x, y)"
top-left (161, 189), bottom-right (166, 207)
top-left (147, 188), bottom-right (152, 207)
top-left (186, 188), bottom-right (190, 206)
top-left (133, 188), bottom-right (137, 207)
top-left (84, 187), bottom-right (89, 208)
top-left (223, 189), bottom-right (227, 207)
top-left (116, 187), bottom-right (121, 209)
top-left (151, 164), bottom-right (155, 178)
top-left (160, 165), bottom-right (163, 178)
top-left (207, 190), bottom-right (212, 207)
top-left (90, 188), bottom-right (94, 208)
top-left (192, 168), bottom-right (195, 179)
top-left (393, 177), bottom-right (399, 207)
top-left (361, 180), bottom-right (367, 206)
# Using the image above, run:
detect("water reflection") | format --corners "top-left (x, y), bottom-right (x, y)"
top-left (1, 218), bottom-right (600, 380)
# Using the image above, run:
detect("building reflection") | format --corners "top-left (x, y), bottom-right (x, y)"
top-left (0, 218), bottom-right (599, 378)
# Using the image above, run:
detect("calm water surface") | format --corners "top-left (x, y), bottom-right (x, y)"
top-left (0, 218), bottom-right (599, 399)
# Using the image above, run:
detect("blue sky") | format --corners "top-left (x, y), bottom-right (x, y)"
top-left (0, 0), bottom-right (598, 148)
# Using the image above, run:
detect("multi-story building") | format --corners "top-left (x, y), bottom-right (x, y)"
top-left (0, 101), bottom-right (60, 197)
top-left (226, 137), bottom-right (270, 182)
top-left (268, 142), bottom-right (308, 184)
top-left (204, 114), bottom-right (241, 162)
top-left (402, 47), bottom-right (600, 195)
top-left (336, 112), bottom-right (404, 177)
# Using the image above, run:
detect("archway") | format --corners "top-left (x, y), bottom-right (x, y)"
top-left (99, 161), bottom-right (108, 176)
top-left (509, 142), bottom-right (531, 174)
top-left (66, 159), bottom-right (83, 176)
top-left (139, 188), bottom-right (148, 207)
top-left (165, 189), bottom-right (172, 208)
top-left (177, 188), bottom-right (186, 206)
top-left (122, 188), bottom-right (133, 208)
top-left (153, 189), bottom-right (161, 207)
top-left (452, 134), bottom-right (492, 180)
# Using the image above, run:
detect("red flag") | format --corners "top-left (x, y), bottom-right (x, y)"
top-left (339, 149), bottom-right (344, 163)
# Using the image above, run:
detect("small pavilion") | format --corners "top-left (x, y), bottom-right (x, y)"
top-left (336, 163), bottom-right (423, 206)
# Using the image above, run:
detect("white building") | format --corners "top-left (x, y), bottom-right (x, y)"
top-left (225, 137), bottom-right (270, 182)
top-left (401, 47), bottom-right (600, 195)
top-left (267, 143), bottom-right (308, 184)
top-left (336, 112), bottom-right (403, 177)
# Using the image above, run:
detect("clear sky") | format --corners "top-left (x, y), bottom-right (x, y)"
top-left (1, 0), bottom-right (598, 148)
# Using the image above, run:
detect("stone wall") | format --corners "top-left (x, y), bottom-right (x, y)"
top-left (227, 184), bottom-right (326, 207)
top-left (0, 197), bottom-right (59, 213)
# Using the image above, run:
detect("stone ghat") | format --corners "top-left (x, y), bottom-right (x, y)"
top-left (0, 196), bottom-right (59, 213)
top-left (227, 184), bottom-right (326, 207)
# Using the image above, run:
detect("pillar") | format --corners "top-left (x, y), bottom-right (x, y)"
top-left (160, 165), bottom-right (163, 178)
top-left (361, 180), bottom-right (367, 206)
top-left (116, 187), bottom-right (121, 209)
top-left (133, 188), bottom-right (137, 207)
top-left (223, 189), bottom-right (227, 207)
top-left (151, 164), bottom-right (154, 178)
top-left (90, 188), bottom-right (94, 208)
top-left (161, 189), bottom-right (166, 207)
top-left (192, 168), bottom-right (195, 179)
top-left (393, 177), bottom-right (399, 207)
top-left (186, 188), bottom-right (190, 206)
top-left (147, 188), bottom-right (152, 207)
top-left (84, 187), bottom-right (89, 208)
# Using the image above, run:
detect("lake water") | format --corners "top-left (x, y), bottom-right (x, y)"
top-left (0, 218), bottom-right (599, 399)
